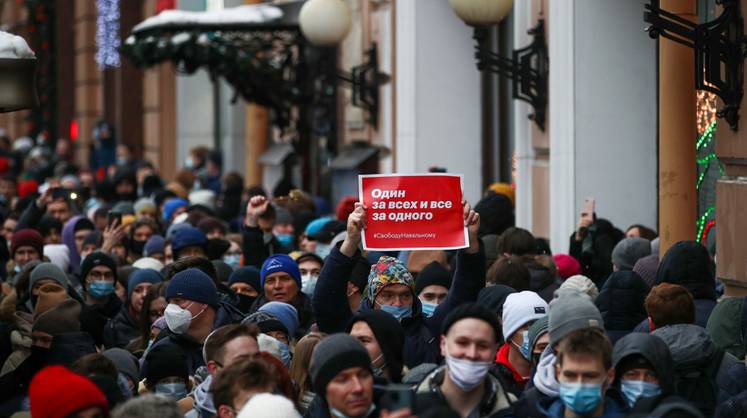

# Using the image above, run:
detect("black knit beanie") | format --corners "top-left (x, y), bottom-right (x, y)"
top-left (309, 334), bottom-right (371, 397)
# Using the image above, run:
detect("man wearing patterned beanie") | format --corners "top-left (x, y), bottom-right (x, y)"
top-left (142, 268), bottom-right (230, 375)
top-left (313, 201), bottom-right (485, 368)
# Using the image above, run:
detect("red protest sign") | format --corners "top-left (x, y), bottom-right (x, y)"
top-left (358, 174), bottom-right (468, 251)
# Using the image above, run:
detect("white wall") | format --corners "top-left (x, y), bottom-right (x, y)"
top-left (573, 0), bottom-right (657, 232)
top-left (395, 0), bottom-right (482, 204)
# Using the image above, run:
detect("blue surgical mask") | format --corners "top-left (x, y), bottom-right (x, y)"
top-left (278, 341), bottom-right (292, 369)
top-left (520, 330), bottom-right (531, 359)
top-left (378, 303), bottom-right (413, 321)
top-left (421, 301), bottom-right (438, 317)
top-left (223, 254), bottom-right (241, 269)
top-left (315, 243), bottom-right (332, 260)
top-left (621, 380), bottom-right (661, 408)
top-left (155, 382), bottom-right (188, 400)
top-left (276, 234), bottom-right (294, 248)
top-left (559, 382), bottom-right (603, 415)
top-left (88, 281), bottom-right (115, 299)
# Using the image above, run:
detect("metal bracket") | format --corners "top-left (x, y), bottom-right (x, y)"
top-left (337, 43), bottom-right (391, 129)
top-left (644, 0), bottom-right (747, 131)
top-left (473, 19), bottom-right (549, 131)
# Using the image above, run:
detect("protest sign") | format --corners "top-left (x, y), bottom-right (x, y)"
top-left (358, 174), bottom-right (468, 251)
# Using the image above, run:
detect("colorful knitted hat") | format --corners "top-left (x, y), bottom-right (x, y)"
top-left (367, 256), bottom-right (415, 302)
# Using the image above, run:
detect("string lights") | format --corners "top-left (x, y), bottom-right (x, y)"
top-left (695, 90), bottom-right (719, 243)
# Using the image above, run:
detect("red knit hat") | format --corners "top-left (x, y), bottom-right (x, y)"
top-left (29, 366), bottom-right (109, 418)
top-left (335, 196), bottom-right (358, 221)
top-left (553, 254), bottom-right (582, 279)
top-left (17, 179), bottom-right (38, 199)
top-left (11, 228), bottom-right (44, 257)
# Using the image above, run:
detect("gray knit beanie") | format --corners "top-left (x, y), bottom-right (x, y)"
top-left (548, 288), bottom-right (603, 346)
top-left (611, 237), bottom-right (651, 271)
top-left (527, 315), bottom-right (549, 353)
top-left (29, 262), bottom-right (68, 292)
top-left (309, 333), bottom-right (371, 397)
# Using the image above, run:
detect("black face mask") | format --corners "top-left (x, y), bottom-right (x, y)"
top-left (130, 239), bottom-right (146, 256)
top-left (236, 294), bottom-right (257, 313)
top-left (532, 352), bottom-right (542, 366)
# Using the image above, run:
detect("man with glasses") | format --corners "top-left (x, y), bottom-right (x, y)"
top-left (184, 324), bottom-right (261, 418)
top-left (79, 252), bottom-right (122, 346)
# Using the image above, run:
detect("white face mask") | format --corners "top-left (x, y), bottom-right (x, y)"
top-left (445, 348), bottom-right (493, 392)
top-left (301, 273), bottom-right (319, 296)
top-left (164, 303), bottom-right (204, 334)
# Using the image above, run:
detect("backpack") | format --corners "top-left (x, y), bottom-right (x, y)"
top-left (671, 349), bottom-right (724, 417)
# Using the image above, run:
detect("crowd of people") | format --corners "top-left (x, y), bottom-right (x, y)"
top-left (0, 136), bottom-right (742, 418)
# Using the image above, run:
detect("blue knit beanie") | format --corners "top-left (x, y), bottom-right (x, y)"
top-left (144, 235), bottom-right (165, 257)
top-left (127, 268), bottom-right (164, 297)
top-left (163, 198), bottom-right (189, 222)
top-left (171, 226), bottom-right (208, 255)
top-left (258, 301), bottom-right (299, 337)
top-left (165, 268), bottom-right (218, 308)
top-left (260, 254), bottom-right (301, 288)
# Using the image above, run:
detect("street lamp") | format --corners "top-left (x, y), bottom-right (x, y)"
top-left (644, 0), bottom-right (747, 131)
top-left (451, 0), bottom-right (548, 131)
top-left (299, 0), bottom-right (389, 128)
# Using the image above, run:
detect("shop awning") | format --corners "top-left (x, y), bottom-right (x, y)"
top-left (120, 1), bottom-right (307, 128)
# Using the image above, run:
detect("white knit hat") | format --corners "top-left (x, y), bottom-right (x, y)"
top-left (237, 393), bottom-right (300, 418)
top-left (132, 257), bottom-right (164, 271)
top-left (43, 244), bottom-right (70, 273)
top-left (501, 291), bottom-right (548, 340)
top-left (560, 275), bottom-right (599, 301)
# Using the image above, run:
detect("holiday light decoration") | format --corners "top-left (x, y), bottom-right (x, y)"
top-left (695, 89), bottom-right (720, 244)
top-left (96, 0), bottom-right (121, 68)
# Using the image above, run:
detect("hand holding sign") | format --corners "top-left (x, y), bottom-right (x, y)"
top-left (341, 202), bottom-right (366, 257)
top-left (358, 174), bottom-right (469, 251)
top-left (463, 200), bottom-right (480, 254)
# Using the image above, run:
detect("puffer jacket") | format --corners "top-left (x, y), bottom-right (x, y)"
top-left (313, 244), bottom-right (486, 368)
top-left (0, 311), bottom-right (32, 376)
top-left (185, 374), bottom-right (215, 418)
top-left (595, 271), bottom-right (648, 344)
top-left (102, 306), bottom-right (139, 349)
top-left (414, 365), bottom-right (515, 418)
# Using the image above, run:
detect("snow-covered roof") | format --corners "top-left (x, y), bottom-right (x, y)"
top-left (0, 31), bottom-right (35, 59)
top-left (133, 4), bottom-right (284, 33)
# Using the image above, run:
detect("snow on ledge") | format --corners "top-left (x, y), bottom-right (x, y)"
top-left (0, 31), bottom-right (35, 59)
top-left (133, 4), bottom-right (284, 33)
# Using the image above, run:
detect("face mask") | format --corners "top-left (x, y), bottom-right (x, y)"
top-left (378, 304), bottom-right (412, 321)
top-left (301, 273), bottom-right (319, 296)
top-left (519, 330), bottom-right (531, 360)
top-left (88, 281), bottom-right (115, 299)
top-left (278, 341), bottom-right (292, 369)
top-left (164, 303), bottom-right (203, 334)
top-left (236, 294), bottom-right (256, 313)
top-left (13, 264), bottom-right (20, 273)
top-left (263, 232), bottom-right (274, 245)
top-left (315, 243), bottom-right (332, 260)
top-left (421, 301), bottom-right (438, 317)
top-left (117, 157), bottom-right (129, 166)
top-left (371, 353), bottom-right (387, 377)
top-left (130, 239), bottom-right (146, 255)
top-left (184, 157), bottom-right (195, 170)
top-left (155, 382), bottom-right (188, 400)
top-left (559, 382), bottom-right (603, 415)
top-left (223, 254), bottom-right (241, 269)
top-left (445, 353), bottom-right (492, 392)
top-left (621, 380), bottom-right (661, 408)
top-left (276, 234), bottom-right (294, 248)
